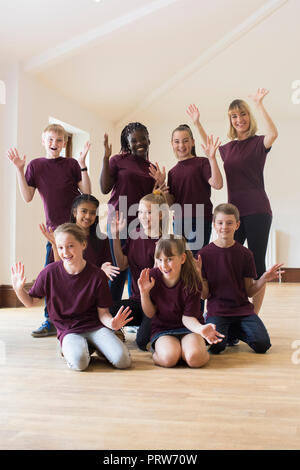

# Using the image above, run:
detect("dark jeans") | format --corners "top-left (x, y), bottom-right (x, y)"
top-left (234, 213), bottom-right (272, 278)
top-left (107, 224), bottom-right (132, 302)
top-left (206, 314), bottom-right (271, 354)
top-left (110, 299), bottom-right (151, 351)
top-left (43, 241), bottom-right (53, 321)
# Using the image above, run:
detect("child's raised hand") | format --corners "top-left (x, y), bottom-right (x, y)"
top-left (101, 262), bottom-right (120, 281)
top-left (186, 104), bottom-right (200, 124)
top-left (262, 263), bottom-right (284, 282)
top-left (111, 211), bottom-right (126, 238)
top-left (78, 141), bottom-right (91, 166)
top-left (111, 306), bottom-right (133, 331)
top-left (138, 268), bottom-right (155, 295)
top-left (39, 223), bottom-right (55, 245)
top-left (7, 148), bottom-right (26, 171)
top-left (11, 262), bottom-right (26, 292)
top-left (201, 135), bottom-right (221, 160)
top-left (249, 88), bottom-right (269, 105)
top-left (149, 162), bottom-right (166, 186)
top-left (103, 133), bottom-right (112, 159)
top-left (200, 323), bottom-right (225, 345)
top-left (194, 254), bottom-right (202, 276)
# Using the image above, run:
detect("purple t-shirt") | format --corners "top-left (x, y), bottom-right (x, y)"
top-left (199, 242), bottom-right (257, 317)
top-left (219, 135), bottom-right (272, 217)
top-left (25, 157), bottom-right (82, 230)
top-left (107, 153), bottom-right (155, 224)
top-left (122, 229), bottom-right (158, 301)
top-left (167, 156), bottom-right (212, 219)
top-left (29, 261), bottom-right (112, 344)
top-left (148, 267), bottom-right (203, 340)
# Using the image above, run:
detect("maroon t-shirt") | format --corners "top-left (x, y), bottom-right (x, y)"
top-left (199, 242), bottom-right (257, 317)
top-left (148, 267), bottom-right (203, 340)
top-left (167, 156), bottom-right (212, 219)
top-left (219, 135), bottom-right (272, 217)
top-left (29, 261), bottom-right (112, 344)
top-left (122, 229), bottom-right (158, 301)
top-left (25, 157), bottom-right (82, 230)
top-left (107, 153), bottom-right (155, 224)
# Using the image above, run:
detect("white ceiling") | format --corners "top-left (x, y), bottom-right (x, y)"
top-left (1, 0), bottom-right (299, 124)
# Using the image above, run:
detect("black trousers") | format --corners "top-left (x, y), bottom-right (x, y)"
top-left (234, 213), bottom-right (272, 278)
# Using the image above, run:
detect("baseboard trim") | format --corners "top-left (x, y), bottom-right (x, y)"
top-left (0, 283), bottom-right (34, 308)
top-left (270, 267), bottom-right (300, 283)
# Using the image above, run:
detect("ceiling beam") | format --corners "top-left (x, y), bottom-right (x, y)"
top-left (23, 0), bottom-right (181, 72)
top-left (117, 0), bottom-right (289, 126)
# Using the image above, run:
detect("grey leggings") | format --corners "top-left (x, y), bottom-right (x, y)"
top-left (62, 327), bottom-right (131, 371)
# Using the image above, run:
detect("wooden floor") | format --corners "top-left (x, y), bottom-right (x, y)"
top-left (0, 283), bottom-right (299, 450)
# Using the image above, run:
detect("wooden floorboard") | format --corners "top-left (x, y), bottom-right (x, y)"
top-left (0, 283), bottom-right (299, 450)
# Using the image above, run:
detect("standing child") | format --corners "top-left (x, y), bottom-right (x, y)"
top-left (8, 123), bottom-right (92, 337)
top-left (158, 124), bottom-right (222, 256)
top-left (197, 203), bottom-right (283, 355)
top-left (110, 191), bottom-right (170, 350)
top-left (40, 193), bottom-right (119, 281)
top-left (11, 223), bottom-right (132, 372)
top-left (100, 126), bottom-right (164, 302)
top-left (138, 235), bottom-right (224, 368)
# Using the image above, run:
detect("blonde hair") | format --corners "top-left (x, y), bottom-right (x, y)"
top-left (155, 235), bottom-right (201, 294)
top-left (140, 191), bottom-right (170, 235)
top-left (54, 222), bottom-right (87, 244)
top-left (213, 203), bottom-right (240, 222)
top-left (42, 123), bottom-right (68, 142)
top-left (227, 99), bottom-right (257, 140)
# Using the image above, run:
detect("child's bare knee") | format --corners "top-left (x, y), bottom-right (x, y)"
top-left (185, 349), bottom-right (209, 368)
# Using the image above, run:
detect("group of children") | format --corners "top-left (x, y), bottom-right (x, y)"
top-left (8, 89), bottom-right (282, 372)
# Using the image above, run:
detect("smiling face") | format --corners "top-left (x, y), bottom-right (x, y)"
top-left (171, 130), bottom-right (195, 160)
top-left (138, 200), bottom-right (161, 236)
top-left (229, 108), bottom-right (250, 138)
top-left (213, 212), bottom-right (240, 246)
top-left (73, 201), bottom-right (97, 233)
top-left (127, 129), bottom-right (150, 159)
top-left (55, 232), bottom-right (86, 271)
top-left (42, 131), bottom-right (66, 158)
top-left (156, 242), bottom-right (186, 286)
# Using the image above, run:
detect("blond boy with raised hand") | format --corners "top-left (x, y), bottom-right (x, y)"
top-left (8, 123), bottom-right (91, 337)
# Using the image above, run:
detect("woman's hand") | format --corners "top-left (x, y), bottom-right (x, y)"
top-left (249, 88), bottom-right (269, 105)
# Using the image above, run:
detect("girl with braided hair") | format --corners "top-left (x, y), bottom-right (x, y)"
top-left (100, 123), bottom-right (164, 302)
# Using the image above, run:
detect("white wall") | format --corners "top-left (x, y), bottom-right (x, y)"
top-left (0, 67), bottom-right (114, 284)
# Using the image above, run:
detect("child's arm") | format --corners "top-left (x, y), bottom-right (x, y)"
top-left (100, 133), bottom-right (115, 194)
top-left (244, 263), bottom-right (284, 299)
top-left (77, 141), bottom-right (92, 194)
top-left (186, 104), bottom-right (209, 144)
top-left (98, 305), bottom-right (133, 330)
top-left (249, 88), bottom-right (278, 149)
top-left (111, 211), bottom-right (129, 270)
top-left (182, 316), bottom-right (224, 344)
top-left (39, 224), bottom-right (60, 261)
top-left (194, 254), bottom-right (209, 300)
top-left (7, 148), bottom-right (35, 202)
top-left (138, 268), bottom-right (157, 318)
top-left (201, 135), bottom-right (223, 190)
top-left (11, 262), bottom-right (41, 307)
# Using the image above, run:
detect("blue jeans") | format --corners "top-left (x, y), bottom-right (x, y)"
top-left (43, 241), bottom-right (52, 321)
top-left (206, 314), bottom-right (271, 354)
top-left (107, 223), bottom-right (132, 302)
